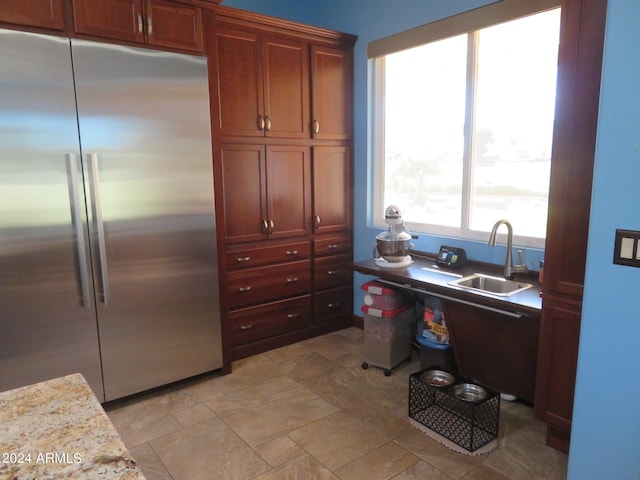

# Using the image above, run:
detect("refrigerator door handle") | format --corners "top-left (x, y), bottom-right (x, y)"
top-left (87, 153), bottom-right (110, 306)
top-left (66, 153), bottom-right (91, 309)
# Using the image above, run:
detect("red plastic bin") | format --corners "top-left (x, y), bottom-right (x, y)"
top-left (361, 280), bottom-right (409, 310)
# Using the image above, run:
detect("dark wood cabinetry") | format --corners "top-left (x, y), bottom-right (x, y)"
top-left (311, 46), bottom-right (353, 140)
top-left (215, 26), bottom-right (309, 138)
top-left (72, 0), bottom-right (204, 52)
top-left (535, 0), bottom-right (607, 453)
top-left (220, 143), bottom-right (311, 243)
top-left (444, 301), bottom-right (539, 404)
top-left (1, 0), bottom-right (211, 52)
top-left (312, 146), bottom-right (352, 234)
top-left (0, 0), bottom-right (65, 30)
top-left (210, 7), bottom-right (356, 367)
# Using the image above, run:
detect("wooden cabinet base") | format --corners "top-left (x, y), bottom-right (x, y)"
top-left (546, 425), bottom-right (570, 454)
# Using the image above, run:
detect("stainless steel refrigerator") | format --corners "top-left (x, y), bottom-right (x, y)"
top-left (0, 29), bottom-right (222, 402)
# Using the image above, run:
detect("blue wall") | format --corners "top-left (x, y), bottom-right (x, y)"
top-left (568, 1), bottom-right (640, 478)
top-left (222, 1), bottom-right (640, 477)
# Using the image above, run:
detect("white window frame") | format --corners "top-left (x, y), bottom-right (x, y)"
top-left (369, 0), bottom-right (560, 250)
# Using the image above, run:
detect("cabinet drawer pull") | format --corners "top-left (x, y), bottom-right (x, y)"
top-left (258, 115), bottom-right (265, 131)
top-left (261, 219), bottom-right (269, 234)
top-left (287, 313), bottom-right (300, 318)
top-left (327, 302), bottom-right (341, 308)
top-left (137, 13), bottom-right (143, 34)
top-left (268, 219), bottom-right (275, 234)
top-left (239, 324), bottom-right (253, 330)
top-left (327, 244), bottom-right (339, 249)
top-left (313, 119), bottom-right (320, 134)
top-left (285, 250), bottom-right (299, 255)
top-left (285, 277), bottom-right (299, 284)
top-left (265, 116), bottom-right (272, 131)
top-left (238, 286), bottom-right (252, 292)
top-left (236, 256), bottom-right (251, 263)
top-left (314, 215), bottom-right (321, 229)
top-left (327, 269), bottom-right (340, 275)
top-left (147, 15), bottom-right (153, 35)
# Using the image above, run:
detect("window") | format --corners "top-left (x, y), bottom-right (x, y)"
top-left (372, 6), bottom-right (560, 248)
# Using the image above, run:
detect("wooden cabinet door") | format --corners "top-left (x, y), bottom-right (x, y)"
top-left (534, 301), bottom-right (581, 452)
top-left (1, 0), bottom-right (65, 30)
top-left (262, 36), bottom-right (309, 138)
top-left (73, 0), bottom-right (203, 51)
top-left (444, 301), bottom-right (540, 404)
top-left (312, 146), bottom-right (351, 234)
top-left (265, 145), bottom-right (311, 239)
top-left (311, 45), bottom-right (353, 140)
top-left (73, 0), bottom-right (144, 43)
top-left (220, 144), bottom-right (267, 243)
top-left (145, 0), bottom-right (203, 52)
top-left (216, 27), bottom-right (264, 137)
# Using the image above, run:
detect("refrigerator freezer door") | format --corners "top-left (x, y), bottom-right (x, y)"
top-left (0, 30), bottom-right (104, 399)
top-left (72, 40), bottom-right (222, 401)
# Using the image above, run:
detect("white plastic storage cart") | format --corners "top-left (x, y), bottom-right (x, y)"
top-left (360, 302), bottom-right (413, 376)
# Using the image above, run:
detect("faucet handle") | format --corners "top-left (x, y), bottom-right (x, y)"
top-left (516, 249), bottom-right (529, 273)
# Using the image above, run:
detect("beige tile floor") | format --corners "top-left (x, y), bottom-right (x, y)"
top-left (105, 327), bottom-right (568, 480)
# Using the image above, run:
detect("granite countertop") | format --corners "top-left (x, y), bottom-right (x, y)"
top-left (0, 373), bottom-right (146, 480)
top-left (352, 252), bottom-right (542, 316)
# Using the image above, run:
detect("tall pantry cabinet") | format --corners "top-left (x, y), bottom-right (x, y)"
top-left (205, 7), bottom-right (357, 370)
top-left (535, 0), bottom-right (607, 453)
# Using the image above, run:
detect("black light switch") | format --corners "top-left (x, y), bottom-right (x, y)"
top-left (613, 229), bottom-right (640, 267)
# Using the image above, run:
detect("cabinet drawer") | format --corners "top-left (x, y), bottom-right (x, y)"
top-left (227, 260), bottom-right (311, 308)
top-left (314, 285), bottom-right (352, 323)
top-left (229, 295), bottom-right (311, 346)
top-left (314, 234), bottom-right (351, 256)
top-left (226, 241), bottom-right (310, 270)
top-left (314, 254), bottom-right (352, 290)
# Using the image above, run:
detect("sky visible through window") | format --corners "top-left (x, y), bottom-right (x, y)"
top-left (381, 8), bottom-right (560, 244)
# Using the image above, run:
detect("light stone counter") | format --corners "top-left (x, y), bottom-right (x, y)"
top-left (0, 373), bottom-right (146, 480)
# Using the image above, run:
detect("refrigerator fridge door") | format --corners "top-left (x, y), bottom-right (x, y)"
top-left (0, 30), bottom-right (104, 398)
top-left (71, 40), bottom-right (222, 401)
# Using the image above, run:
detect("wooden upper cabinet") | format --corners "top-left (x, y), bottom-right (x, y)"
top-left (215, 26), bottom-right (309, 138)
top-left (144, 0), bottom-right (203, 52)
top-left (311, 45), bottom-right (353, 141)
top-left (220, 143), bottom-right (311, 243)
top-left (312, 146), bottom-right (351, 234)
top-left (543, 0), bottom-right (607, 299)
top-left (262, 36), bottom-right (310, 139)
top-left (72, 0), bottom-right (203, 52)
top-left (0, 0), bottom-right (65, 30)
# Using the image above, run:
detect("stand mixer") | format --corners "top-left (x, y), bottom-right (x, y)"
top-left (373, 205), bottom-right (414, 268)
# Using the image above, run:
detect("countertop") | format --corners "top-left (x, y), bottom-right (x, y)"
top-left (351, 253), bottom-right (542, 316)
top-left (0, 373), bottom-right (146, 480)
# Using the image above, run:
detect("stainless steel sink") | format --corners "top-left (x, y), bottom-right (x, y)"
top-left (448, 273), bottom-right (533, 297)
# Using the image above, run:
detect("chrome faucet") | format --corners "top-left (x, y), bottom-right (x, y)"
top-left (488, 219), bottom-right (528, 279)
